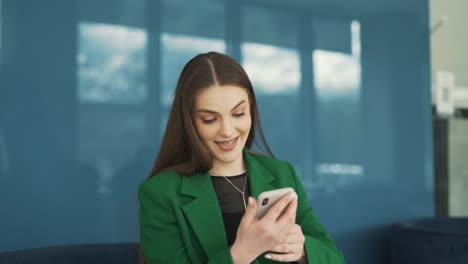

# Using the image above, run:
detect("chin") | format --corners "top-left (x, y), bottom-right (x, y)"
top-left (215, 152), bottom-right (240, 163)
top-left (213, 148), bottom-right (243, 164)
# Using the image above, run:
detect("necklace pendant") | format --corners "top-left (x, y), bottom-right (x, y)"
top-left (242, 195), bottom-right (247, 210)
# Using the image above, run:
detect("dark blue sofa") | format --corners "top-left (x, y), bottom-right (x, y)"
top-left (0, 243), bottom-right (139, 264)
top-left (389, 218), bottom-right (468, 264)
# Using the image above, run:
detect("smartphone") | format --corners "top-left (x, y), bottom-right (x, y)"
top-left (256, 187), bottom-right (294, 219)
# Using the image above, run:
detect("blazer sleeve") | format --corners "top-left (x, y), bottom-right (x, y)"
top-left (139, 181), bottom-right (238, 264)
top-left (287, 162), bottom-right (346, 264)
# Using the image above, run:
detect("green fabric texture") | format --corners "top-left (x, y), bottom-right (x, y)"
top-left (139, 149), bottom-right (345, 263)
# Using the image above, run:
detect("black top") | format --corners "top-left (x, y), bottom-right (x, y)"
top-left (210, 173), bottom-right (250, 246)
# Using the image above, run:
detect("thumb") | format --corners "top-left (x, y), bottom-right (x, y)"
top-left (241, 197), bottom-right (257, 225)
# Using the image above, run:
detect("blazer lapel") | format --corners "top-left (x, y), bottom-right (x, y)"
top-left (179, 150), bottom-right (276, 260)
top-left (244, 149), bottom-right (277, 198)
top-left (180, 172), bottom-right (228, 259)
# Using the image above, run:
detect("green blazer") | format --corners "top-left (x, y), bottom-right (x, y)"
top-left (139, 150), bottom-right (345, 264)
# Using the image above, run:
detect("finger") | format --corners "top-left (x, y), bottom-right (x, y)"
top-left (263, 192), bottom-right (297, 222)
top-left (271, 239), bottom-right (304, 253)
top-left (265, 252), bottom-right (300, 262)
top-left (270, 243), bottom-right (295, 254)
top-left (239, 197), bottom-right (257, 226)
top-left (277, 197), bottom-right (297, 225)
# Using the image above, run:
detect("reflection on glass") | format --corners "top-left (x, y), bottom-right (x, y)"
top-left (313, 50), bottom-right (360, 94)
top-left (316, 163), bottom-right (364, 193)
top-left (313, 20), bottom-right (362, 192)
top-left (78, 22), bottom-right (147, 104)
top-left (313, 20), bottom-right (361, 96)
top-left (160, 33), bottom-right (225, 105)
top-left (77, 22), bottom-right (149, 242)
top-left (351, 20), bottom-right (361, 59)
top-left (241, 42), bottom-right (300, 94)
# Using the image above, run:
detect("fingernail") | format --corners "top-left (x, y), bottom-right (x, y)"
top-left (248, 197), bottom-right (254, 205)
top-left (290, 192), bottom-right (298, 200)
top-left (265, 254), bottom-right (272, 259)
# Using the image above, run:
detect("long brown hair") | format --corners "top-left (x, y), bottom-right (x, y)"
top-left (148, 52), bottom-right (273, 177)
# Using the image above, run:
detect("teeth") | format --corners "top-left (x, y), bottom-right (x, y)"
top-left (219, 138), bottom-right (236, 145)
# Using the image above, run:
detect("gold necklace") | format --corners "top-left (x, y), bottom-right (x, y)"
top-left (213, 172), bottom-right (248, 210)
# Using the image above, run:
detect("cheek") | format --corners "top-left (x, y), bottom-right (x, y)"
top-left (239, 116), bottom-right (252, 133)
top-left (195, 121), bottom-right (217, 141)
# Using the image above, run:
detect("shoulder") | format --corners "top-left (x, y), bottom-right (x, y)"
top-left (138, 170), bottom-right (183, 202)
top-left (249, 151), bottom-right (292, 172)
top-left (248, 152), bottom-right (306, 201)
top-left (247, 151), bottom-right (298, 185)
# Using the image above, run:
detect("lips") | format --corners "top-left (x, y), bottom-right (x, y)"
top-left (215, 137), bottom-right (238, 151)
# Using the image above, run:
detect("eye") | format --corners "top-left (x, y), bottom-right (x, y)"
top-left (201, 118), bottom-right (216, 124)
top-left (233, 112), bottom-right (245, 118)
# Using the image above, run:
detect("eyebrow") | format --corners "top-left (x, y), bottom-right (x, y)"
top-left (197, 100), bottom-right (246, 114)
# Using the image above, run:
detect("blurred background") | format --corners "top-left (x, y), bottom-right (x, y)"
top-left (0, 0), bottom-right (467, 263)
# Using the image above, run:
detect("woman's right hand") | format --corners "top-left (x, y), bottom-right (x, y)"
top-left (230, 192), bottom-right (298, 264)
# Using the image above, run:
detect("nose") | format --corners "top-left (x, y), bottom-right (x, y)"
top-left (219, 118), bottom-right (235, 138)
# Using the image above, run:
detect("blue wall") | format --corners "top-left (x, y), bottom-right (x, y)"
top-left (0, 0), bottom-right (433, 263)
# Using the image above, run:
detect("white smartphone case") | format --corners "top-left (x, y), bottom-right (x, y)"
top-left (256, 187), bottom-right (294, 219)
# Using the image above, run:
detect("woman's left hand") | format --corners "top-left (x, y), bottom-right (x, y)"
top-left (265, 224), bottom-right (306, 262)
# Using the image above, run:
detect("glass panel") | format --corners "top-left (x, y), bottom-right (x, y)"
top-left (77, 2), bottom-right (148, 242)
top-left (313, 20), bottom-right (362, 191)
top-left (78, 23), bottom-right (147, 104)
top-left (160, 33), bottom-right (225, 105)
top-left (0, 2), bottom-right (435, 264)
top-left (0, 0), bottom-right (3, 65)
top-left (242, 43), bottom-right (300, 94)
top-left (241, 5), bottom-right (301, 163)
top-left (160, 0), bottom-right (225, 134)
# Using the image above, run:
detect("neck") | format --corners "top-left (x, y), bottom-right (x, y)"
top-left (210, 158), bottom-right (246, 176)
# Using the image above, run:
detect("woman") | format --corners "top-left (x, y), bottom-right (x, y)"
top-left (139, 52), bottom-right (345, 264)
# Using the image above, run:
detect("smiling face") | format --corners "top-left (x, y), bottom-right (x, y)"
top-left (194, 85), bottom-right (252, 173)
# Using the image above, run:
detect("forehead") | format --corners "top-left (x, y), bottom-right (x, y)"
top-left (195, 85), bottom-right (249, 110)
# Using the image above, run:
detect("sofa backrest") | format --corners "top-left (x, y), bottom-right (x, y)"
top-left (0, 243), bottom-right (139, 264)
